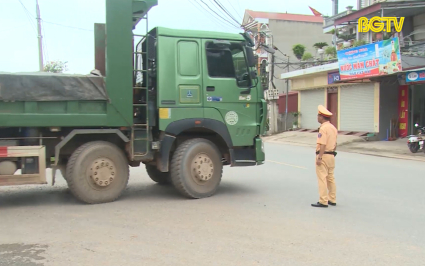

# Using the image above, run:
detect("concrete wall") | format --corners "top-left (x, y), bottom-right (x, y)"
top-left (379, 76), bottom-right (399, 140)
top-left (269, 19), bottom-right (333, 94)
top-left (277, 113), bottom-right (296, 133)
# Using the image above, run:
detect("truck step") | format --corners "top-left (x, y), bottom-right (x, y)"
top-left (133, 87), bottom-right (147, 90)
top-left (133, 52), bottom-right (146, 55)
top-left (133, 104), bottom-right (147, 107)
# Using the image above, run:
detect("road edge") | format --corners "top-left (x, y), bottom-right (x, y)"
top-left (264, 139), bottom-right (425, 162)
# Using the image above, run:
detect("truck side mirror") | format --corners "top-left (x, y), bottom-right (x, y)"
top-left (250, 70), bottom-right (257, 79)
top-left (245, 47), bottom-right (256, 68)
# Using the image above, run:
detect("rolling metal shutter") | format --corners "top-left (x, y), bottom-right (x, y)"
top-left (340, 84), bottom-right (375, 132)
top-left (300, 89), bottom-right (325, 129)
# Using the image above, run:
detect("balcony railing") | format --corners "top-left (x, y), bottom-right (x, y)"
top-left (401, 41), bottom-right (425, 57)
top-left (323, 11), bottom-right (350, 29)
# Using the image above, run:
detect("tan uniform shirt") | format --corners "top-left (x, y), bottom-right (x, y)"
top-left (316, 121), bottom-right (338, 152)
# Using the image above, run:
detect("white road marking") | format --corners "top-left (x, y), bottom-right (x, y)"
top-left (266, 160), bottom-right (308, 169)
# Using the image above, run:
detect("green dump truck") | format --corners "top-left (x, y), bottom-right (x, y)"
top-left (0, 0), bottom-right (266, 204)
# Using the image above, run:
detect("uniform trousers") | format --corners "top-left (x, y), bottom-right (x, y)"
top-left (315, 154), bottom-right (336, 205)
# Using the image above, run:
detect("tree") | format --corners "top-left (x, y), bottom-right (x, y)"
top-left (43, 60), bottom-right (68, 73)
top-left (292, 44), bottom-right (306, 60)
top-left (313, 42), bottom-right (329, 50)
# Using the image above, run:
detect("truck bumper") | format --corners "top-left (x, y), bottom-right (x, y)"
top-left (255, 137), bottom-right (265, 165)
top-left (229, 137), bottom-right (265, 167)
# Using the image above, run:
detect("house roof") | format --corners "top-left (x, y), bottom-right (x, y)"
top-left (245, 9), bottom-right (324, 23)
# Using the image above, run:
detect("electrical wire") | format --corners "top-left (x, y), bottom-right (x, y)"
top-left (199, 0), bottom-right (241, 29)
top-left (42, 20), bottom-right (93, 32)
top-left (225, 0), bottom-right (243, 20)
top-left (188, 0), bottom-right (237, 31)
top-left (211, 0), bottom-right (241, 26)
top-left (17, 0), bottom-right (37, 34)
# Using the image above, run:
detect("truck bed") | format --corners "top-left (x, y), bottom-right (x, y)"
top-left (0, 72), bottom-right (108, 101)
top-left (0, 72), bottom-right (129, 127)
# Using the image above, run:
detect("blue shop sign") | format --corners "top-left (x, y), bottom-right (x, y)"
top-left (406, 70), bottom-right (425, 83)
top-left (328, 72), bottom-right (340, 84)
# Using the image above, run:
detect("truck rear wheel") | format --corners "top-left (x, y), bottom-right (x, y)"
top-left (170, 138), bottom-right (223, 199)
top-left (145, 164), bottom-right (170, 185)
top-left (66, 141), bottom-right (129, 204)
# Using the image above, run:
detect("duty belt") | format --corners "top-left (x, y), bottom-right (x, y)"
top-left (316, 151), bottom-right (337, 157)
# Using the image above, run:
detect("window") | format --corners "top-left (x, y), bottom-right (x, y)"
top-left (178, 41), bottom-right (200, 76)
top-left (206, 43), bottom-right (251, 87)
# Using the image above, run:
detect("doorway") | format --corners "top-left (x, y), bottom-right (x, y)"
top-left (327, 89), bottom-right (338, 128)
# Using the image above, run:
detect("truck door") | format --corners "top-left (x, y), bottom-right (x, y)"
top-left (201, 40), bottom-right (258, 147)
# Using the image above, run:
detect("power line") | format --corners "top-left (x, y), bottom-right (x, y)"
top-left (42, 20), bottom-right (93, 32)
top-left (17, 0), bottom-right (37, 34)
top-left (188, 0), bottom-right (237, 31)
top-left (207, 0), bottom-right (238, 25)
top-left (224, 0), bottom-right (243, 20)
top-left (199, 0), bottom-right (241, 29)
top-left (211, 0), bottom-right (241, 26)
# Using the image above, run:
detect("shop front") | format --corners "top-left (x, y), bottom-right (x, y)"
top-left (281, 63), bottom-right (379, 134)
top-left (404, 68), bottom-right (425, 136)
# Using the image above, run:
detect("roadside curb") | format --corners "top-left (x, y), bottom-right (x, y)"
top-left (264, 139), bottom-right (425, 162)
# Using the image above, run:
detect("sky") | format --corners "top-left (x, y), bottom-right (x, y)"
top-left (0, 0), bottom-right (355, 74)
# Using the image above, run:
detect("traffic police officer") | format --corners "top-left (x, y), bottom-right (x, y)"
top-left (312, 105), bottom-right (338, 208)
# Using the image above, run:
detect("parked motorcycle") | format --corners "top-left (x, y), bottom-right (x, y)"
top-left (407, 124), bottom-right (425, 153)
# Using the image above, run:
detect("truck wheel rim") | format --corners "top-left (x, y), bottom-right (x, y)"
top-left (90, 158), bottom-right (116, 187)
top-left (191, 153), bottom-right (214, 184)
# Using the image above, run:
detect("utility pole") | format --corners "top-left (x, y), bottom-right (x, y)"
top-left (36, 0), bottom-right (44, 71)
top-left (284, 57), bottom-right (289, 131)
top-left (267, 53), bottom-right (278, 135)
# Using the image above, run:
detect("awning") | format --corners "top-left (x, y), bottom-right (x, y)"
top-left (280, 63), bottom-right (339, 80)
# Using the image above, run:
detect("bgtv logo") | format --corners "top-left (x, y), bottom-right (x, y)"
top-left (358, 17), bottom-right (404, 33)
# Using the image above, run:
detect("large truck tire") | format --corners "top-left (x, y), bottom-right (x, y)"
top-left (145, 164), bottom-right (170, 185)
top-left (66, 141), bottom-right (129, 204)
top-left (170, 138), bottom-right (223, 199)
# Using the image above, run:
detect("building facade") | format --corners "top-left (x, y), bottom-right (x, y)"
top-left (279, 0), bottom-right (425, 140)
top-left (242, 10), bottom-right (333, 94)
top-left (281, 63), bottom-right (381, 136)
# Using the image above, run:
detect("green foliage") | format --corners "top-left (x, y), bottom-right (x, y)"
top-left (291, 112), bottom-right (301, 126)
top-left (325, 46), bottom-right (337, 57)
top-left (302, 52), bottom-right (313, 61)
top-left (292, 44), bottom-right (306, 60)
top-left (313, 42), bottom-right (328, 49)
top-left (43, 61), bottom-right (68, 73)
top-left (337, 33), bottom-right (356, 41)
top-left (353, 40), bottom-right (367, 47)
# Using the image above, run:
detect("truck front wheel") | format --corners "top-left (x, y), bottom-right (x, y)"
top-left (170, 138), bottom-right (223, 199)
top-left (145, 164), bottom-right (170, 185)
top-left (66, 141), bottom-right (129, 204)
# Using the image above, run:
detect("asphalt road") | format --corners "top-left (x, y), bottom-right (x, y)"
top-left (1, 143), bottom-right (424, 266)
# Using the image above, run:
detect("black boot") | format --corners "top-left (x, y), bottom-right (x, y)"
top-left (311, 202), bottom-right (328, 208)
